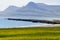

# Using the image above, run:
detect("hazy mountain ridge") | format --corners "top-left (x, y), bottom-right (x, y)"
top-left (0, 2), bottom-right (60, 17)
top-left (4, 6), bottom-right (19, 12)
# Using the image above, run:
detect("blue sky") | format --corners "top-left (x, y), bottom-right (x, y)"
top-left (0, 0), bottom-right (60, 11)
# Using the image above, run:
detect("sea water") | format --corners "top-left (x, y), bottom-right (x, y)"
top-left (0, 17), bottom-right (60, 28)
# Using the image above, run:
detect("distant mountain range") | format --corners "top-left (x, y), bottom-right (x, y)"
top-left (0, 2), bottom-right (60, 17)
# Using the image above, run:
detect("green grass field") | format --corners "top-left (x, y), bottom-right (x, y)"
top-left (0, 26), bottom-right (60, 40)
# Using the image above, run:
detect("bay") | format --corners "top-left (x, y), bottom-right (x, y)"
top-left (0, 17), bottom-right (60, 28)
top-left (0, 18), bottom-right (45, 28)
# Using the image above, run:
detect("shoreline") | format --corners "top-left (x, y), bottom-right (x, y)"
top-left (0, 24), bottom-right (60, 28)
top-left (16, 24), bottom-right (60, 27)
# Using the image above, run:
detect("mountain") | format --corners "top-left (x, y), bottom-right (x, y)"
top-left (1, 2), bottom-right (60, 18)
top-left (4, 6), bottom-right (19, 12)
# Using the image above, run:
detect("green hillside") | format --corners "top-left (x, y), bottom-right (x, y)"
top-left (0, 27), bottom-right (60, 40)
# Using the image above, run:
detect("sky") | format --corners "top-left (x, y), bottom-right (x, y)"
top-left (0, 0), bottom-right (60, 11)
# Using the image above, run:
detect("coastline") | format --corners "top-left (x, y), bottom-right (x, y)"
top-left (6, 24), bottom-right (60, 28)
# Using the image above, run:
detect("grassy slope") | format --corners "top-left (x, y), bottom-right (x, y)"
top-left (0, 27), bottom-right (60, 40)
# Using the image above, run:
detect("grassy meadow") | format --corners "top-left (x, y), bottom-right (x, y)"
top-left (0, 26), bottom-right (60, 40)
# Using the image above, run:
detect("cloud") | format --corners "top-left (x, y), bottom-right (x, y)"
top-left (32, 0), bottom-right (60, 5)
